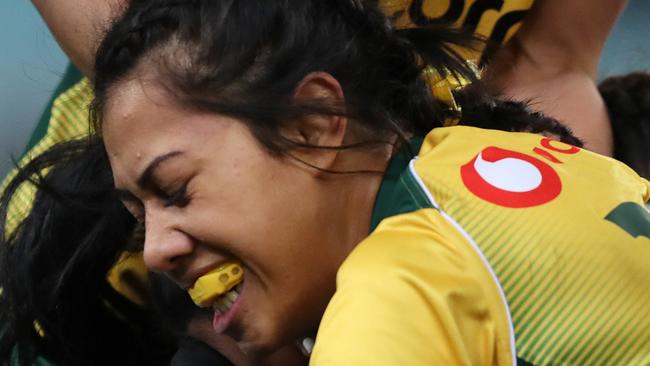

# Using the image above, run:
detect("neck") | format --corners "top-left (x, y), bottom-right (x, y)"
top-left (327, 142), bottom-right (395, 258)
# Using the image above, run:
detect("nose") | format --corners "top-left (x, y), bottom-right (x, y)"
top-left (142, 212), bottom-right (194, 274)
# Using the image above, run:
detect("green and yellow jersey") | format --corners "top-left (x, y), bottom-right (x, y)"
top-left (1, 75), bottom-right (90, 234)
top-left (312, 126), bottom-right (650, 366)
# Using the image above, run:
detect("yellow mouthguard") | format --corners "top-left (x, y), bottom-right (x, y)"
top-left (188, 262), bottom-right (244, 307)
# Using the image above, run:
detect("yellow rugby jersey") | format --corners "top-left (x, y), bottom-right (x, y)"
top-left (312, 126), bottom-right (650, 366)
top-left (1, 78), bottom-right (91, 233)
top-left (379, 0), bottom-right (535, 63)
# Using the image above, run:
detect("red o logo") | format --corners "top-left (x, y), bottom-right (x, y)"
top-left (461, 147), bottom-right (562, 208)
top-left (540, 138), bottom-right (580, 154)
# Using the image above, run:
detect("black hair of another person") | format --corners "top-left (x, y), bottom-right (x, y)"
top-left (0, 139), bottom-right (177, 366)
top-left (599, 71), bottom-right (650, 180)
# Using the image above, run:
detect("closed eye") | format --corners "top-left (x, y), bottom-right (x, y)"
top-left (163, 183), bottom-right (190, 208)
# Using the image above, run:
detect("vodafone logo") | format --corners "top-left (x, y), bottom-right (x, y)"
top-left (461, 146), bottom-right (562, 208)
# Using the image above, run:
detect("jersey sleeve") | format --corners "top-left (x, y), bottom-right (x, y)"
top-left (309, 208), bottom-right (514, 366)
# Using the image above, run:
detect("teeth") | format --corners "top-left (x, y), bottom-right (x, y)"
top-left (211, 288), bottom-right (240, 315)
top-left (216, 301), bottom-right (228, 312)
top-left (226, 291), bottom-right (239, 302)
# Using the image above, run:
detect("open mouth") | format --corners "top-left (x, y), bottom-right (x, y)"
top-left (212, 283), bottom-right (243, 315)
top-left (188, 262), bottom-right (244, 308)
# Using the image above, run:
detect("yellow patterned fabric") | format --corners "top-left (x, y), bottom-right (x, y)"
top-left (312, 126), bottom-right (650, 365)
top-left (380, 0), bottom-right (535, 63)
top-left (1, 78), bottom-right (92, 234)
top-left (383, 0), bottom-right (536, 125)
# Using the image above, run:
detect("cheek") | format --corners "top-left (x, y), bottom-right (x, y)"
top-left (248, 250), bottom-right (338, 347)
top-left (236, 256), bottom-right (336, 351)
top-left (200, 154), bottom-right (310, 236)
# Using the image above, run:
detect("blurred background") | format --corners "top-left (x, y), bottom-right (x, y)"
top-left (0, 0), bottom-right (649, 178)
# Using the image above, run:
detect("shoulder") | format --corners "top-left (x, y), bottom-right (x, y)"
top-left (341, 208), bottom-right (482, 281)
top-left (317, 208), bottom-right (516, 365)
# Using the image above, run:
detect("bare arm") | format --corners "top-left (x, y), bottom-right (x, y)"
top-left (31, 0), bottom-right (125, 78)
top-left (485, 0), bottom-right (628, 156)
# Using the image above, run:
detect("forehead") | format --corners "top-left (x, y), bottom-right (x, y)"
top-left (101, 78), bottom-right (223, 185)
top-left (104, 79), bottom-right (173, 156)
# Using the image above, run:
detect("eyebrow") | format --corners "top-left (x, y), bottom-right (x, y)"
top-left (137, 151), bottom-right (185, 190)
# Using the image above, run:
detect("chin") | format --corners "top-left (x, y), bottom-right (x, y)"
top-left (237, 339), bottom-right (276, 361)
top-left (233, 305), bottom-right (315, 359)
top-left (231, 326), bottom-right (273, 357)
top-left (235, 328), bottom-right (295, 361)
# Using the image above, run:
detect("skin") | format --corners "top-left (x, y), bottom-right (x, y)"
top-left (102, 67), bottom-right (390, 357)
top-left (187, 317), bottom-right (308, 366)
top-left (485, 0), bottom-right (628, 156)
top-left (31, 0), bottom-right (124, 77)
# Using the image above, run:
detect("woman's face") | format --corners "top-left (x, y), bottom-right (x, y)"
top-left (102, 78), bottom-right (354, 356)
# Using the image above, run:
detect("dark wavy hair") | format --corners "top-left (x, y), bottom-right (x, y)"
top-left (599, 71), bottom-right (650, 179)
top-left (1, 0), bottom-right (583, 365)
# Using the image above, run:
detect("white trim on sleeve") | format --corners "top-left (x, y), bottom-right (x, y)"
top-left (408, 158), bottom-right (518, 366)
